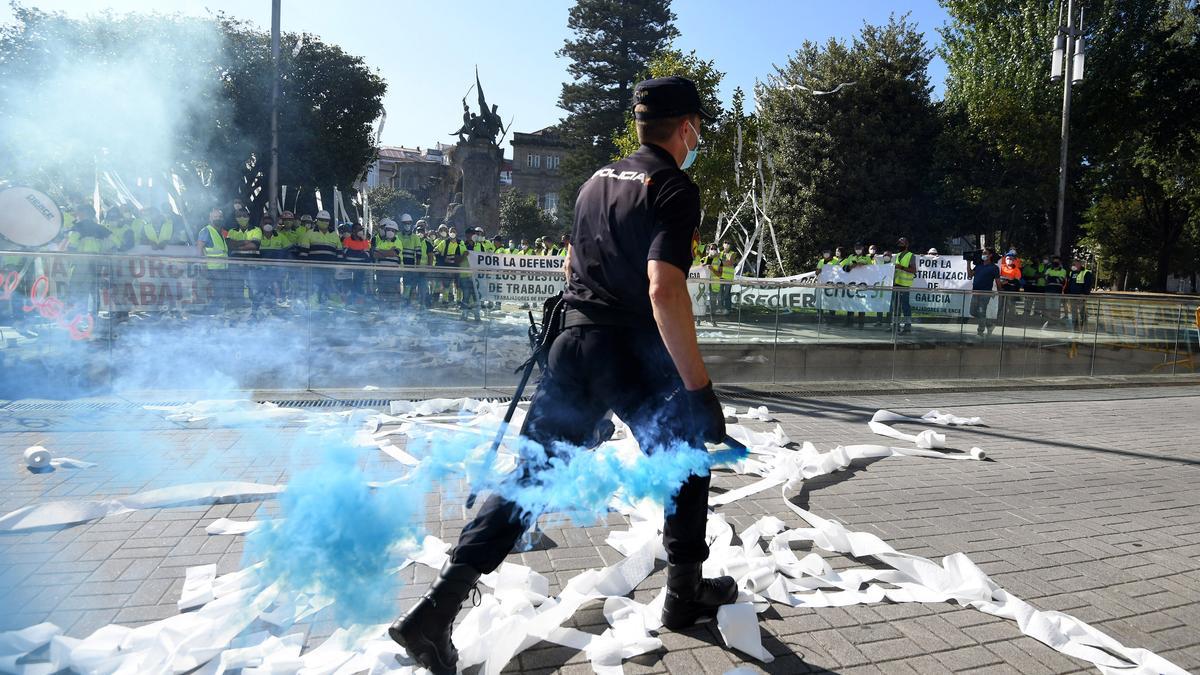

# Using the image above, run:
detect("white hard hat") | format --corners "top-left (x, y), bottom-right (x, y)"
top-left (381, 218), bottom-right (398, 230)
top-left (927, 248), bottom-right (939, 255)
top-left (316, 210), bottom-right (331, 221)
top-left (399, 213), bottom-right (413, 223)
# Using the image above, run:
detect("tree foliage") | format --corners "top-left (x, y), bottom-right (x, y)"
top-left (941, 0), bottom-right (1200, 289)
top-left (499, 188), bottom-right (557, 243)
top-left (556, 0), bottom-right (678, 221)
top-left (0, 4), bottom-right (385, 222)
top-left (366, 185), bottom-right (423, 222)
top-left (938, 0), bottom-right (1063, 255)
top-left (758, 15), bottom-right (944, 274)
top-left (612, 49), bottom-right (757, 244)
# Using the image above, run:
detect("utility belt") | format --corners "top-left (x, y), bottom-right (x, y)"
top-left (563, 304), bottom-right (656, 329)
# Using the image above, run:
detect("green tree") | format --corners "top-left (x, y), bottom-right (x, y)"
top-left (499, 189), bottom-right (555, 244)
top-left (0, 5), bottom-right (385, 222)
top-left (215, 14), bottom-right (385, 220)
top-left (1076, 0), bottom-right (1199, 290)
top-left (556, 0), bottom-right (678, 221)
top-left (939, 0), bottom-right (1063, 254)
top-left (612, 49), bottom-right (757, 245)
top-left (942, 0), bottom-right (1200, 289)
top-left (758, 15), bottom-right (943, 274)
top-left (366, 185), bottom-right (424, 222)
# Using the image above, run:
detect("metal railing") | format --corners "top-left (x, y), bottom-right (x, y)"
top-left (0, 250), bottom-right (1195, 398)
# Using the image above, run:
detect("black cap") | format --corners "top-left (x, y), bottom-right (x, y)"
top-left (632, 76), bottom-right (716, 121)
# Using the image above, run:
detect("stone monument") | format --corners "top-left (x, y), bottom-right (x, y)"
top-left (446, 70), bottom-right (505, 235)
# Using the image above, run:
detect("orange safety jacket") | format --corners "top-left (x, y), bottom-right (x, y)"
top-left (999, 257), bottom-right (1022, 280)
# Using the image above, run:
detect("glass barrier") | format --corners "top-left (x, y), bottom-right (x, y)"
top-left (1, 250), bottom-right (1196, 399)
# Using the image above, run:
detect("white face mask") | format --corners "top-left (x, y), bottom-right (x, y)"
top-left (680, 121), bottom-right (701, 170)
top-left (854, 248), bottom-right (863, 255)
top-left (262, 224), bottom-right (274, 233)
top-left (883, 255), bottom-right (893, 263)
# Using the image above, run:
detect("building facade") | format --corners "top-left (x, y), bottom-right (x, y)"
top-left (509, 126), bottom-right (569, 216)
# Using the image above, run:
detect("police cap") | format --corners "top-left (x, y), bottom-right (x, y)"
top-left (632, 76), bottom-right (716, 121)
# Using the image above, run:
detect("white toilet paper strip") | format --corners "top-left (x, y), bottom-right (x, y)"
top-left (1, 403), bottom-right (1185, 675)
top-left (0, 482), bottom-right (283, 532)
top-left (22, 446), bottom-right (97, 470)
top-left (205, 518), bottom-right (268, 535)
top-left (871, 409), bottom-right (983, 426)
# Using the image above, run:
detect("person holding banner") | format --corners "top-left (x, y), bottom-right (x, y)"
top-left (816, 248), bottom-right (837, 272)
top-left (842, 243), bottom-right (874, 328)
top-left (893, 238), bottom-right (917, 334)
top-left (390, 75), bottom-right (734, 675)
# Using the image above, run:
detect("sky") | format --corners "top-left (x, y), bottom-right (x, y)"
top-left (1, 1), bottom-right (952, 157)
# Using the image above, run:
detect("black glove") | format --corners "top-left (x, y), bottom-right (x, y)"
top-left (684, 381), bottom-right (726, 445)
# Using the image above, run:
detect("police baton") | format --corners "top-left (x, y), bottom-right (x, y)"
top-left (464, 353), bottom-right (536, 510)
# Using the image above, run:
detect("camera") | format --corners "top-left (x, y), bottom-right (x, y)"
top-left (962, 249), bottom-right (985, 264)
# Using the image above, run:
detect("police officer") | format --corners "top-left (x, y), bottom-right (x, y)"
top-left (390, 76), bottom-right (733, 675)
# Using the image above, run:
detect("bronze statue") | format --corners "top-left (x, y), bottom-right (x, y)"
top-left (449, 68), bottom-right (506, 146)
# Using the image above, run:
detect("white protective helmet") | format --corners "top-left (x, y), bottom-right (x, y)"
top-left (399, 213), bottom-right (413, 224)
top-left (381, 218), bottom-right (398, 231)
top-left (316, 210), bottom-right (331, 221)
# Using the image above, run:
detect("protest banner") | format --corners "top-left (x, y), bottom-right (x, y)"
top-left (688, 264), bottom-right (715, 318)
top-left (816, 263), bottom-right (893, 313)
top-left (468, 251), bottom-right (565, 305)
top-left (37, 254), bottom-right (215, 312)
top-left (908, 255), bottom-right (996, 319)
top-left (99, 255), bottom-right (215, 310)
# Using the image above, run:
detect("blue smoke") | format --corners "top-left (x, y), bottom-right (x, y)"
top-left (246, 441), bottom-right (424, 626)
top-left (244, 423), bottom-right (746, 626)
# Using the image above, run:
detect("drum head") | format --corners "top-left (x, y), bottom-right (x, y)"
top-left (0, 187), bottom-right (63, 248)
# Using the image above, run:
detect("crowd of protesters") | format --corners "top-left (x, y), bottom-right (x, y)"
top-left (814, 240), bottom-right (1097, 335)
top-left (27, 199), bottom-right (574, 321)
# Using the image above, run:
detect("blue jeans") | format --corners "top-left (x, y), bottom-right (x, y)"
top-left (892, 288), bottom-right (912, 326)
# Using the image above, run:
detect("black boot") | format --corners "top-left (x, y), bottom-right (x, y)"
top-left (389, 561), bottom-right (481, 675)
top-left (661, 562), bottom-right (738, 630)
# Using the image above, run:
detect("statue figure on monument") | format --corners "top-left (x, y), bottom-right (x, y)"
top-left (448, 69), bottom-right (506, 146)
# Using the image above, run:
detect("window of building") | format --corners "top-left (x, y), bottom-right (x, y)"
top-left (527, 153), bottom-right (540, 169)
top-left (547, 155), bottom-right (560, 170)
top-left (544, 192), bottom-right (559, 214)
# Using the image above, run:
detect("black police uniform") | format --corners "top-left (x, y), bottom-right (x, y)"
top-left (451, 142), bottom-right (711, 574)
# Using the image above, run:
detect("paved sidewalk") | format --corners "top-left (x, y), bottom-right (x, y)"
top-left (1, 385), bottom-right (1198, 673)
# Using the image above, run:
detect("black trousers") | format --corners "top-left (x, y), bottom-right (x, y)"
top-left (452, 323), bottom-right (712, 574)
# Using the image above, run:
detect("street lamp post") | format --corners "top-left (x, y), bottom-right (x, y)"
top-left (269, 0), bottom-right (281, 224)
top-left (1051, 0), bottom-right (1086, 258)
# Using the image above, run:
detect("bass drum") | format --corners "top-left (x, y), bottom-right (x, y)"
top-left (0, 187), bottom-right (63, 248)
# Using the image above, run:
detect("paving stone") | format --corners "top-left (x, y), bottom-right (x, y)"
top-left (1, 387), bottom-right (1197, 674)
